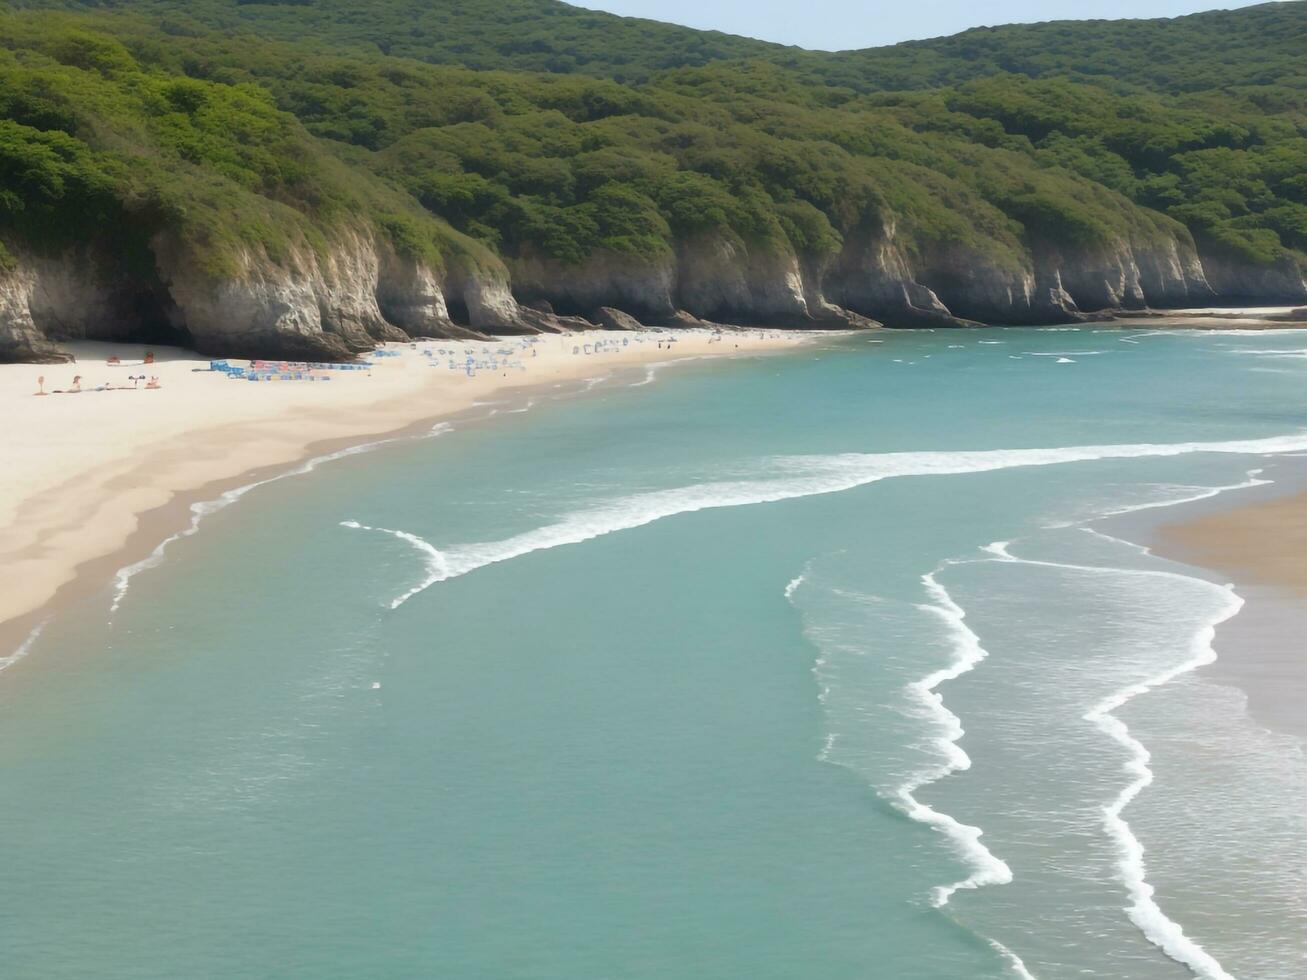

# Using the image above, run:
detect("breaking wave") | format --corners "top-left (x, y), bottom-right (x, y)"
top-left (985, 541), bottom-right (1241, 980)
top-left (109, 423), bottom-right (455, 615)
top-left (0, 619), bottom-right (49, 674)
top-left (901, 563), bottom-right (1015, 908)
top-left (343, 430), bottom-right (1307, 609)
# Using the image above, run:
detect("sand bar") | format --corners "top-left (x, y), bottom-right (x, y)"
top-left (0, 329), bottom-right (807, 641)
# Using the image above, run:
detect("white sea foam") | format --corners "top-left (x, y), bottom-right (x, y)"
top-left (818, 731), bottom-right (837, 761)
top-left (1026, 350), bottom-right (1110, 357)
top-left (345, 430), bottom-right (1307, 608)
top-left (1, 619), bottom-right (49, 673)
top-left (783, 572), bottom-right (807, 599)
top-left (339, 520), bottom-right (452, 607)
top-left (109, 424), bottom-right (454, 614)
top-left (1102, 469), bottom-right (1269, 517)
top-left (989, 939), bottom-right (1039, 980)
top-left (1225, 347), bottom-right (1307, 360)
top-left (900, 565), bottom-right (1015, 908)
top-left (786, 559), bottom-right (1040, 978)
top-left (1043, 468), bottom-right (1270, 529)
top-left (986, 541), bottom-right (1241, 980)
top-left (1229, 347), bottom-right (1307, 354)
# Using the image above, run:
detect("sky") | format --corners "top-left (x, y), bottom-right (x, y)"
top-left (573, 1), bottom-right (1270, 50)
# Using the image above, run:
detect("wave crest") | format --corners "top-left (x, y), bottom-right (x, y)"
top-left (350, 430), bottom-right (1307, 608)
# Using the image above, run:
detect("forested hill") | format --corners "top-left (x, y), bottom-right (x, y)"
top-left (17, 0), bottom-right (1303, 92)
top-left (1, 0), bottom-right (1304, 362)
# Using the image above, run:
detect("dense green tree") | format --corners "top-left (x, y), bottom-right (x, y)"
top-left (0, 0), bottom-right (1302, 281)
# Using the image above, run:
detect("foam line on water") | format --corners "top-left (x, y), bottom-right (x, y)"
top-left (986, 541), bottom-right (1241, 980)
top-left (1224, 347), bottom-right (1307, 358)
top-left (1, 619), bottom-right (49, 674)
top-left (339, 520), bottom-right (452, 605)
top-left (630, 357), bottom-right (709, 389)
top-left (783, 572), bottom-right (807, 600)
top-left (786, 563), bottom-right (1040, 979)
top-left (1101, 468), bottom-right (1269, 517)
top-left (989, 938), bottom-right (1039, 980)
top-left (1024, 350), bottom-right (1111, 356)
top-left (1043, 468), bottom-right (1270, 529)
top-left (354, 430), bottom-right (1307, 608)
top-left (109, 423), bottom-right (455, 615)
top-left (900, 563), bottom-right (1015, 908)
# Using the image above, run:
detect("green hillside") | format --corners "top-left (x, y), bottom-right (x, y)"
top-left (0, 0), bottom-right (1304, 357)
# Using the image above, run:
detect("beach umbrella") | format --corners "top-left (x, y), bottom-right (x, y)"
top-left (35, 375), bottom-right (46, 396)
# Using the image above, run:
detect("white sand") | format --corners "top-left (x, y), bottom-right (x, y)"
top-left (0, 329), bottom-right (807, 629)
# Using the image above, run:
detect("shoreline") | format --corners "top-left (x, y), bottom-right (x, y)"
top-left (1139, 462), bottom-right (1307, 744)
top-left (0, 329), bottom-right (812, 656)
top-left (8, 314), bottom-right (1307, 674)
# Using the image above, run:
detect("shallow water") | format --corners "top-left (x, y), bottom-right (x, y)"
top-left (4, 327), bottom-right (1307, 979)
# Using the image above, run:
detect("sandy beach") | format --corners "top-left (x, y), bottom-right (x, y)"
top-left (1110, 304), bottom-right (1307, 328)
top-left (1153, 482), bottom-right (1307, 742)
top-left (1155, 486), bottom-right (1307, 594)
top-left (0, 328), bottom-right (808, 644)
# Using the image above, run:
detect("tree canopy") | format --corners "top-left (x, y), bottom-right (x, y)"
top-left (0, 0), bottom-right (1303, 278)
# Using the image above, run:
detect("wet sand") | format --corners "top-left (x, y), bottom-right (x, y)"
top-left (1151, 475), bottom-right (1307, 743)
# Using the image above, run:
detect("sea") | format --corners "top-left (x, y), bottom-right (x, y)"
top-left (3, 325), bottom-right (1307, 979)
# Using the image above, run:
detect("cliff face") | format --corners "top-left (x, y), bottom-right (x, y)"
top-left (511, 252), bottom-right (677, 321)
top-left (1199, 253), bottom-right (1307, 302)
top-left (512, 233), bottom-right (877, 330)
top-left (0, 250), bottom-right (187, 362)
top-left (819, 221), bottom-right (1218, 328)
top-left (0, 261), bottom-right (68, 363)
top-left (0, 214), bottom-right (1301, 363)
top-left (154, 228), bottom-right (511, 359)
top-left (0, 227), bottom-right (585, 362)
top-left (501, 217), bottom-right (1251, 334)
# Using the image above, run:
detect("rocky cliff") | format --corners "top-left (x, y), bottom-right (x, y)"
top-left (1, 215), bottom-right (1302, 363)
top-left (509, 218), bottom-right (1283, 334)
top-left (0, 227), bottom-right (582, 362)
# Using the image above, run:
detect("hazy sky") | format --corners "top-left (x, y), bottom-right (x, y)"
top-left (573, 1), bottom-right (1269, 50)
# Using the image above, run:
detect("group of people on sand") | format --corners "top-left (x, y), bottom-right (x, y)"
top-left (36, 374), bottom-right (161, 395)
top-left (35, 351), bottom-right (161, 395)
top-left (421, 336), bottom-right (539, 379)
top-left (29, 328), bottom-right (785, 397)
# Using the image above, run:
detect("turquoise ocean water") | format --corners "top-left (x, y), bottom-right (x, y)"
top-left (3, 326), bottom-right (1307, 979)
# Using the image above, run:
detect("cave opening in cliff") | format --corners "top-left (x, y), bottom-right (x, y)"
top-left (120, 285), bottom-right (194, 349)
top-left (88, 223), bottom-right (196, 350)
top-left (541, 296), bottom-right (589, 318)
top-left (445, 295), bottom-right (472, 327)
